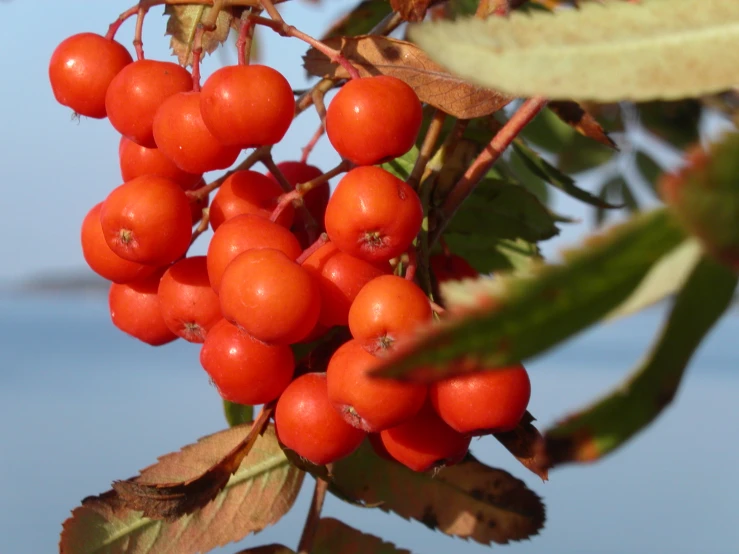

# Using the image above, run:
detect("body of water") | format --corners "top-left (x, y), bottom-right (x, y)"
top-left (0, 293), bottom-right (737, 553)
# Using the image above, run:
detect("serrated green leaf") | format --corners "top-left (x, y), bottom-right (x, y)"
top-left (557, 132), bottom-right (617, 175)
top-left (223, 400), bottom-right (254, 427)
top-left (447, 179), bottom-right (559, 242)
top-left (331, 443), bottom-right (545, 544)
top-left (377, 208), bottom-right (686, 381)
top-left (512, 140), bottom-right (618, 208)
top-left (409, 0), bottom-right (739, 102)
top-left (59, 425), bottom-right (304, 554)
top-left (381, 146), bottom-right (419, 181)
top-left (321, 0), bottom-right (394, 40)
top-left (313, 518), bottom-right (412, 554)
top-left (542, 255), bottom-right (738, 467)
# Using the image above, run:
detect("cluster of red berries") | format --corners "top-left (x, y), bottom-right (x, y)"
top-left (50, 30), bottom-right (531, 473)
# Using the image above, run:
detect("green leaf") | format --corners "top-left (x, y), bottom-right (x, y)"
top-left (223, 400), bottom-right (254, 427)
top-left (446, 179), bottom-right (559, 242)
top-left (637, 100), bottom-right (702, 150)
top-left (382, 146), bottom-right (419, 181)
top-left (512, 140), bottom-right (619, 209)
top-left (321, 0), bottom-right (394, 40)
top-left (594, 176), bottom-right (639, 226)
top-left (60, 425), bottom-right (304, 554)
top-left (505, 149), bottom-right (550, 204)
top-left (409, 0), bottom-right (739, 102)
top-left (377, 208), bottom-right (686, 382)
top-left (635, 150), bottom-right (664, 197)
top-left (557, 133), bottom-right (617, 175)
top-left (542, 255), bottom-right (738, 467)
top-left (313, 518), bottom-right (412, 554)
top-left (442, 235), bottom-right (542, 274)
top-left (605, 238), bottom-right (703, 322)
top-left (331, 443), bottom-right (545, 544)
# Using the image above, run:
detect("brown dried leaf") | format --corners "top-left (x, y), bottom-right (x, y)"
top-left (548, 101), bottom-right (618, 149)
top-left (234, 545), bottom-right (297, 554)
top-left (113, 407), bottom-right (273, 520)
top-left (390, 0), bottom-right (432, 22)
top-left (493, 411), bottom-right (549, 481)
top-left (314, 518), bottom-right (413, 553)
top-left (59, 425), bottom-right (305, 554)
top-left (332, 442), bottom-right (545, 544)
top-left (303, 36), bottom-right (511, 119)
top-left (165, 5), bottom-right (234, 66)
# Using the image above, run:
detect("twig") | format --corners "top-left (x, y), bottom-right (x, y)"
top-left (236, 10), bottom-right (256, 65)
top-left (296, 233), bottom-right (329, 265)
top-left (297, 478), bottom-right (329, 554)
top-left (106, 5), bottom-right (139, 40)
top-left (187, 146), bottom-right (272, 200)
top-left (432, 96), bottom-right (548, 243)
top-left (408, 109), bottom-right (446, 190)
top-left (189, 208), bottom-right (211, 248)
top-left (132, 5), bottom-right (149, 60)
top-left (191, 0), bottom-right (225, 90)
top-left (301, 122), bottom-right (325, 164)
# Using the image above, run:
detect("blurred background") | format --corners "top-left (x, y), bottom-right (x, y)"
top-left (0, 1), bottom-right (737, 553)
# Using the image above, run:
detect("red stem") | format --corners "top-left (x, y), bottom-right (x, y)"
top-left (301, 122), bottom-right (325, 164)
top-left (405, 248), bottom-right (418, 282)
top-left (132, 5), bottom-right (148, 60)
top-left (296, 233), bottom-right (329, 265)
top-left (270, 190), bottom-right (301, 223)
top-left (106, 5), bottom-right (139, 40)
top-left (236, 16), bottom-right (254, 65)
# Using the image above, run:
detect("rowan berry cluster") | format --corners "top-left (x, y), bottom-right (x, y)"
top-left (50, 25), bottom-right (531, 473)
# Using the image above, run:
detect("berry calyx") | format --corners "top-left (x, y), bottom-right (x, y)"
top-left (326, 339), bottom-right (427, 432)
top-left (324, 166), bottom-right (423, 264)
top-left (275, 373), bottom-right (366, 465)
top-left (106, 59), bottom-right (192, 147)
top-left (158, 256), bottom-right (222, 343)
top-left (201, 319), bottom-right (295, 405)
top-left (49, 33), bottom-right (133, 119)
top-left (152, 91), bottom-right (241, 174)
top-left (219, 248), bottom-right (321, 345)
top-left (325, 75), bottom-right (422, 166)
top-left (200, 65), bottom-right (295, 148)
top-left (429, 364), bottom-right (531, 435)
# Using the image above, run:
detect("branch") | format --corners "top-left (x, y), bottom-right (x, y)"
top-left (297, 478), bottom-right (329, 554)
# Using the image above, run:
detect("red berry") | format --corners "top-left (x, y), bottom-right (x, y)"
top-left (327, 339), bottom-right (427, 432)
top-left (326, 76), bottom-right (422, 166)
top-left (325, 166), bottom-right (423, 263)
top-left (219, 249), bottom-right (321, 345)
top-left (158, 256), bottom-right (222, 343)
top-left (348, 275), bottom-right (432, 351)
top-left (106, 60), bottom-right (192, 147)
top-left (275, 373), bottom-right (366, 465)
top-left (209, 170), bottom-right (294, 231)
top-left (100, 175), bottom-right (193, 266)
top-left (430, 253), bottom-right (479, 283)
top-left (266, 161), bottom-right (329, 230)
top-left (153, 91), bottom-right (241, 174)
top-left (200, 65), bottom-right (295, 148)
top-left (49, 33), bottom-right (133, 119)
top-left (201, 319), bottom-right (294, 405)
top-left (302, 242), bottom-right (391, 327)
top-left (380, 402), bottom-right (471, 472)
top-left (118, 136), bottom-right (202, 189)
top-left (81, 202), bottom-right (157, 284)
top-left (109, 271), bottom-right (178, 346)
top-left (429, 365), bottom-right (531, 435)
top-left (207, 214), bottom-right (302, 294)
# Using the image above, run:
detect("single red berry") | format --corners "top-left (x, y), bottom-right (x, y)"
top-left (219, 249), bottom-right (321, 345)
top-left (153, 91), bottom-right (241, 174)
top-left (327, 339), bottom-right (427, 432)
top-left (348, 275), bottom-right (432, 352)
top-left (206, 214), bottom-right (302, 294)
top-left (429, 364), bottom-right (531, 435)
top-left (118, 136), bottom-right (202, 189)
top-left (324, 166), bottom-right (422, 264)
top-left (158, 256), bottom-right (222, 343)
top-left (106, 59), bottom-right (192, 147)
top-left (209, 170), bottom-right (294, 231)
top-left (200, 65), bottom-right (295, 148)
top-left (109, 271), bottom-right (178, 346)
top-left (99, 175), bottom-right (193, 266)
top-left (430, 253), bottom-right (479, 283)
top-left (81, 202), bottom-right (157, 284)
top-left (326, 76), bottom-right (422, 166)
top-left (49, 33), bottom-right (133, 119)
top-left (201, 319), bottom-right (295, 405)
top-left (379, 401), bottom-right (471, 472)
top-left (302, 242), bottom-right (391, 327)
top-left (275, 373), bottom-right (366, 465)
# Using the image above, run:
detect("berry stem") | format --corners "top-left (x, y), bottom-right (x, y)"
top-left (189, 207), bottom-right (211, 248)
top-left (430, 300), bottom-right (446, 315)
top-left (297, 477), bottom-right (329, 554)
top-left (248, 13), bottom-right (361, 80)
top-left (408, 109), bottom-right (446, 190)
top-left (106, 5), bottom-right (139, 40)
top-left (405, 247), bottom-right (418, 281)
top-left (236, 10), bottom-right (256, 65)
top-left (133, 5), bottom-right (149, 60)
top-left (187, 145), bottom-right (272, 200)
top-left (270, 190), bottom-right (301, 223)
top-left (191, 0), bottom-right (225, 91)
top-left (301, 122), bottom-right (325, 164)
top-left (296, 233), bottom-right (329, 265)
top-left (432, 96), bottom-right (548, 243)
